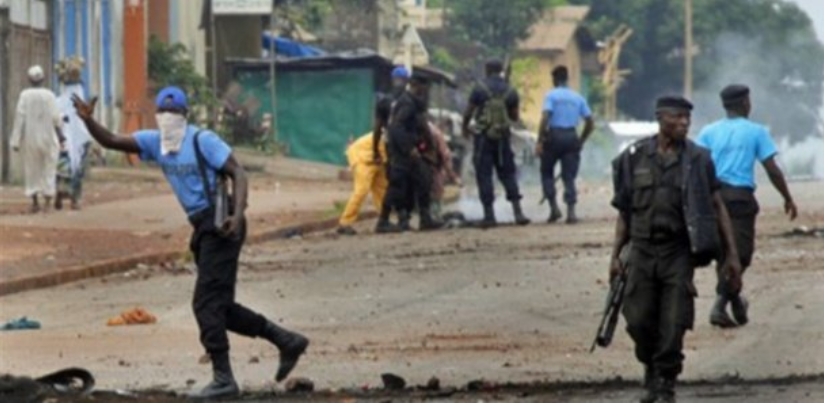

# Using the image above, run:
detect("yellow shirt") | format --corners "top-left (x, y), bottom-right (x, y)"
top-left (346, 132), bottom-right (387, 167)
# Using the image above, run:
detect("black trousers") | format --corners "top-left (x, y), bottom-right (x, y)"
top-left (622, 240), bottom-right (697, 379)
top-left (540, 128), bottom-right (581, 205)
top-left (385, 159), bottom-right (432, 215)
top-left (473, 135), bottom-right (521, 207)
top-left (190, 210), bottom-right (266, 354)
top-left (716, 185), bottom-right (759, 296)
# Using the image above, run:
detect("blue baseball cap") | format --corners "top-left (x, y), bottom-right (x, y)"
top-left (155, 86), bottom-right (188, 110)
top-left (391, 66), bottom-right (410, 79)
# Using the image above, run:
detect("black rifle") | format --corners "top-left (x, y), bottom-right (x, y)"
top-left (590, 242), bottom-right (632, 353)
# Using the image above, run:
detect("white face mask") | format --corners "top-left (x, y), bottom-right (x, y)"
top-left (156, 112), bottom-right (188, 155)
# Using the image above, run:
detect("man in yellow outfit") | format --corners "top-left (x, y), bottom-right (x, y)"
top-left (337, 132), bottom-right (388, 235)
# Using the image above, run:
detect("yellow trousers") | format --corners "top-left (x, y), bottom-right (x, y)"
top-left (339, 163), bottom-right (388, 226)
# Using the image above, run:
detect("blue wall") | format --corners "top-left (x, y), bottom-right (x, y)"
top-left (52, 0), bottom-right (113, 107)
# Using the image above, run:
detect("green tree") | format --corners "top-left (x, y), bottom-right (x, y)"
top-left (570, 0), bottom-right (824, 141)
top-left (148, 36), bottom-right (218, 122)
top-left (447, 0), bottom-right (549, 57)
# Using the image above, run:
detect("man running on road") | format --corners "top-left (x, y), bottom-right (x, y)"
top-left (73, 87), bottom-right (309, 399)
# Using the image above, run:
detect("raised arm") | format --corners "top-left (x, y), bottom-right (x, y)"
top-left (762, 156), bottom-right (797, 220)
top-left (73, 95), bottom-right (141, 154)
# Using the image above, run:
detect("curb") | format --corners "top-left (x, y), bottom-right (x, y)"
top-left (0, 212), bottom-right (377, 297)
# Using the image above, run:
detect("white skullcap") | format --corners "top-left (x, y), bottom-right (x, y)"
top-left (28, 65), bottom-right (45, 82)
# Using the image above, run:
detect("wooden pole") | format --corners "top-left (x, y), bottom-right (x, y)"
top-left (684, 0), bottom-right (693, 99)
top-left (269, 2), bottom-right (277, 145)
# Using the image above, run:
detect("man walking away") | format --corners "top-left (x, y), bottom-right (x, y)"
top-left (73, 87), bottom-right (309, 399)
top-left (380, 73), bottom-right (441, 232)
top-left (610, 96), bottom-right (742, 403)
top-left (697, 84), bottom-right (797, 328)
top-left (337, 132), bottom-right (389, 235)
top-left (536, 66), bottom-right (594, 224)
top-left (11, 65), bottom-right (65, 213)
top-left (462, 60), bottom-right (530, 228)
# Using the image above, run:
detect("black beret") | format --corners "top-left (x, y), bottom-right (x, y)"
top-left (720, 84), bottom-right (750, 106)
top-left (486, 59), bottom-right (504, 71)
top-left (656, 96), bottom-right (693, 111)
top-left (410, 71), bottom-right (430, 85)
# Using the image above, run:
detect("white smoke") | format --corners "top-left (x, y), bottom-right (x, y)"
top-left (691, 32), bottom-right (824, 179)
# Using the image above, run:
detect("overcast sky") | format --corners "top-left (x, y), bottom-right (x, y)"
top-left (787, 0), bottom-right (824, 42)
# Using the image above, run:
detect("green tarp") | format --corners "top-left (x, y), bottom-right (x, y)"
top-left (235, 68), bottom-right (375, 166)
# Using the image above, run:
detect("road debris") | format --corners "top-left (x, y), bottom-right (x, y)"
top-left (106, 307), bottom-right (157, 326)
top-left (1, 317), bottom-right (41, 331)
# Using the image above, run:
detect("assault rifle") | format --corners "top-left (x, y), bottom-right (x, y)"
top-left (590, 242), bottom-right (632, 353)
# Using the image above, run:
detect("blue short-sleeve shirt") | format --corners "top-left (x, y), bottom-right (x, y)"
top-left (134, 125), bottom-right (231, 216)
top-left (696, 117), bottom-right (778, 189)
top-left (542, 86), bottom-right (591, 129)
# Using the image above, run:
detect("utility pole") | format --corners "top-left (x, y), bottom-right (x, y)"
top-left (269, 1), bottom-right (277, 145)
top-left (684, 0), bottom-right (693, 99)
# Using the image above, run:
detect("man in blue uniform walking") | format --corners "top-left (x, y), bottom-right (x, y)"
top-left (697, 84), bottom-right (798, 328)
top-left (537, 66), bottom-right (594, 224)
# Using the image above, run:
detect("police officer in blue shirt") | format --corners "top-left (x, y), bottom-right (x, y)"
top-left (537, 66), bottom-right (594, 224)
top-left (72, 88), bottom-right (309, 399)
top-left (697, 84), bottom-right (798, 329)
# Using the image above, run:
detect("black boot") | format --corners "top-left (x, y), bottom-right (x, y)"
top-left (655, 377), bottom-right (676, 403)
top-left (566, 203), bottom-right (579, 224)
top-left (512, 201), bottom-right (531, 226)
top-left (419, 210), bottom-right (444, 231)
top-left (190, 351), bottom-right (239, 399)
top-left (262, 320), bottom-right (310, 382)
top-left (398, 210), bottom-right (412, 232)
top-left (709, 295), bottom-right (737, 328)
top-left (638, 366), bottom-right (656, 403)
top-left (547, 199), bottom-right (562, 223)
top-left (480, 204), bottom-right (497, 229)
top-left (375, 207), bottom-right (401, 234)
top-left (730, 294), bottom-right (749, 326)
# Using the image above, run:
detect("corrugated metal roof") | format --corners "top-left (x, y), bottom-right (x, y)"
top-left (518, 6), bottom-right (590, 52)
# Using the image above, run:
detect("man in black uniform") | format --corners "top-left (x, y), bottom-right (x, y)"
top-left (373, 66), bottom-right (411, 165)
top-left (339, 66), bottom-right (409, 236)
top-left (462, 60), bottom-right (530, 228)
top-left (609, 96), bottom-right (743, 402)
top-left (378, 73), bottom-right (440, 232)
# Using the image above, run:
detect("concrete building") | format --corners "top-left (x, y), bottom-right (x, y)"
top-left (517, 6), bottom-right (600, 129)
top-left (148, 0), bottom-right (207, 76)
top-left (52, 0), bottom-right (122, 130)
top-left (0, 0), bottom-right (53, 184)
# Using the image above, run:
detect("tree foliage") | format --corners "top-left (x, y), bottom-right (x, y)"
top-left (147, 36), bottom-right (218, 121)
top-left (570, 0), bottom-right (824, 140)
top-left (447, 0), bottom-right (548, 57)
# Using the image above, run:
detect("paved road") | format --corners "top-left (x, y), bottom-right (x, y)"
top-left (1, 181), bottom-right (822, 401)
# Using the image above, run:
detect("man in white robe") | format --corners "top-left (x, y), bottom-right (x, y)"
top-left (57, 80), bottom-right (92, 209)
top-left (11, 65), bottom-right (64, 213)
